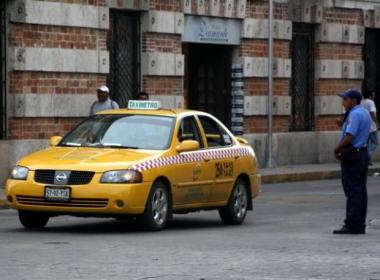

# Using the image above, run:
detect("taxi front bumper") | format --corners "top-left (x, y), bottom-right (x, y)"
top-left (6, 175), bottom-right (152, 215)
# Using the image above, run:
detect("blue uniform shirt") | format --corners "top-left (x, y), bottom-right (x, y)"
top-left (341, 105), bottom-right (371, 148)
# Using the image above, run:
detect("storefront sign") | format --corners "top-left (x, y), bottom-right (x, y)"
top-left (182, 16), bottom-right (241, 45)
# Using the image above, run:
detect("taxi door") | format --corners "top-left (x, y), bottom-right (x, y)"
top-left (197, 115), bottom-right (236, 204)
top-left (171, 116), bottom-right (213, 206)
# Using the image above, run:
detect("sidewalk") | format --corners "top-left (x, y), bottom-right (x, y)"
top-left (0, 188), bottom-right (7, 208)
top-left (1, 162), bottom-right (379, 208)
top-left (261, 162), bottom-right (380, 184)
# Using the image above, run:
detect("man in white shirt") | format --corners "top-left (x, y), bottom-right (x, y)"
top-left (89, 85), bottom-right (119, 115)
top-left (361, 90), bottom-right (379, 163)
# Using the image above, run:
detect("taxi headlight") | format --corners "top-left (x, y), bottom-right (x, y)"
top-left (100, 170), bottom-right (142, 184)
top-left (10, 166), bottom-right (29, 180)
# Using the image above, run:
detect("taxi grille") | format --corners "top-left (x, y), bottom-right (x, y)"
top-left (16, 195), bottom-right (108, 208)
top-left (34, 170), bottom-right (95, 185)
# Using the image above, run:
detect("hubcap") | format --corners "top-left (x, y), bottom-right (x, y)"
top-left (233, 184), bottom-right (247, 219)
top-left (151, 188), bottom-right (168, 225)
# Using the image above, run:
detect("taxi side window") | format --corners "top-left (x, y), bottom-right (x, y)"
top-left (178, 117), bottom-right (203, 148)
top-left (198, 116), bottom-right (232, 148)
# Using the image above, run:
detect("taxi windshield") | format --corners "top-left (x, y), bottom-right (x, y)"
top-left (60, 114), bottom-right (175, 150)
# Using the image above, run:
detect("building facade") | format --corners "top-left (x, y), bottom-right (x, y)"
top-left (1, 0), bottom-right (380, 184)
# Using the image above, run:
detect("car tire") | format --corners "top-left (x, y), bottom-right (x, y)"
top-left (139, 181), bottom-right (169, 231)
top-left (219, 179), bottom-right (249, 225)
top-left (18, 210), bottom-right (49, 229)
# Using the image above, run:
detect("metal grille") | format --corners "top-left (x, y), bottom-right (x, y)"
top-left (107, 10), bottom-right (140, 108)
top-left (35, 170), bottom-right (95, 185)
top-left (16, 195), bottom-right (109, 208)
top-left (363, 29), bottom-right (380, 120)
top-left (0, 1), bottom-right (6, 139)
top-left (291, 23), bottom-right (315, 131)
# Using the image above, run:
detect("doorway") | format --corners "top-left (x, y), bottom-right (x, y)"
top-left (186, 44), bottom-right (232, 127)
top-left (363, 28), bottom-right (380, 120)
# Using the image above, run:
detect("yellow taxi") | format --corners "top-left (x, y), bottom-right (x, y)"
top-left (6, 101), bottom-right (261, 230)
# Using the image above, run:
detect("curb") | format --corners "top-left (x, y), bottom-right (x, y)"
top-left (0, 188), bottom-right (8, 209)
top-left (262, 170), bottom-right (341, 184)
top-left (262, 167), bottom-right (380, 184)
top-left (0, 198), bottom-right (9, 209)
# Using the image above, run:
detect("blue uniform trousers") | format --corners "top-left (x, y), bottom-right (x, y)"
top-left (340, 149), bottom-right (369, 231)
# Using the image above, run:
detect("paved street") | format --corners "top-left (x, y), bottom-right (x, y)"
top-left (1, 178), bottom-right (380, 280)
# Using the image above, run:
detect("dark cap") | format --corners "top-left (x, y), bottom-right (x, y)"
top-left (338, 88), bottom-right (362, 102)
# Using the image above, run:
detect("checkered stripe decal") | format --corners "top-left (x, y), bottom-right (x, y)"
top-left (130, 147), bottom-right (253, 172)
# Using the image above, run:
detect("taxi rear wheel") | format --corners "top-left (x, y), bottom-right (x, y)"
top-left (18, 210), bottom-right (49, 229)
top-left (219, 179), bottom-right (248, 225)
top-left (139, 181), bottom-right (169, 231)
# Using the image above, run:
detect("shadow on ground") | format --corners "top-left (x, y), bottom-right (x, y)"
top-left (5, 215), bottom-right (234, 235)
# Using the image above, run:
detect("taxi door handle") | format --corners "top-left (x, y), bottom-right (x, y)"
top-left (203, 157), bottom-right (211, 162)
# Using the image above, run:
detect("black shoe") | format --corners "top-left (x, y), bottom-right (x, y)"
top-left (333, 225), bottom-right (365, 235)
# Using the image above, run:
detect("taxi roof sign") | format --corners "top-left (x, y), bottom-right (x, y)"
top-left (128, 100), bottom-right (161, 110)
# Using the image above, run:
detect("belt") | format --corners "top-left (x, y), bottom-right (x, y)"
top-left (354, 147), bottom-right (367, 151)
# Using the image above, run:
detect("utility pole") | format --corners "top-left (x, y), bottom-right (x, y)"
top-left (267, 0), bottom-right (274, 168)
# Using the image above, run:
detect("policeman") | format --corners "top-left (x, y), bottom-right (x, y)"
top-left (333, 89), bottom-right (371, 235)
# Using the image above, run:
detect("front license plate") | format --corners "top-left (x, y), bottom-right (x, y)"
top-left (45, 186), bottom-right (71, 201)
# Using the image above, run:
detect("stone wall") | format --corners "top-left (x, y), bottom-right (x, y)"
top-left (7, 0), bottom-right (109, 142)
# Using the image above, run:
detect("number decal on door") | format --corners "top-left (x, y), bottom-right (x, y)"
top-left (215, 162), bottom-right (234, 178)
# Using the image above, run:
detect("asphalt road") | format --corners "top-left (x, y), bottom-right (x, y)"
top-left (1, 177), bottom-right (380, 280)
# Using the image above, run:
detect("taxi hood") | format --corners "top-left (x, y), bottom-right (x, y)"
top-left (17, 147), bottom-right (165, 172)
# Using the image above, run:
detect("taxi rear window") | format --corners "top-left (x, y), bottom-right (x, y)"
top-left (60, 114), bottom-right (175, 150)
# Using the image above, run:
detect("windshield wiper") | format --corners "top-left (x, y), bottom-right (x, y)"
top-left (102, 145), bottom-right (139, 150)
top-left (83, 142), bottom-right (139, 149)
top-left (61, 142), bottom-right (81, 147)
top-left (102, 144), bottom-right (139, 149)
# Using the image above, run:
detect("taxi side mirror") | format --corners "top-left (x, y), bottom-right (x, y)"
top-left (49, 136), bottom-right (63, 147)
top-left (176, 140), bottom-right (200, 153)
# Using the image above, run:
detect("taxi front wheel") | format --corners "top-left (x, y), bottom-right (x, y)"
top-left (219, 179), bottom-right (248, 225)
top-left (139, 181), bottom-right (169, 231)
top-left (18, 210), bottom-right (49, 229)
